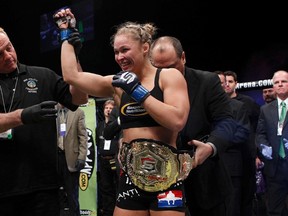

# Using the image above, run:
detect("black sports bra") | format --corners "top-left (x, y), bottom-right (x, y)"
top-left (119, 68), bottom-right (163, 129)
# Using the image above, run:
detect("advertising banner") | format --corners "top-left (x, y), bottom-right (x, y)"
top-left (79, 98), bottom-right (97, 216)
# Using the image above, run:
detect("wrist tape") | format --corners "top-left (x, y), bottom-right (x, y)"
top-left (60, 29), bottom-right (72, 42)
top-left (131, 85), bottom-right (150, 103)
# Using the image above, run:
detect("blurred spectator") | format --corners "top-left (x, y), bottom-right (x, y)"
top-left (256, 70), bottom-right (288, 216)
top-left (57, 103), bottom-right (88, 216)
top-left (225, 70), bottom-right (260, 216)
top-left (262, 87), bottom-right (276, 104)
top-left (96, 99), bottom-right (118, 216)
top-left (216, 71), bottom-right (250, 216)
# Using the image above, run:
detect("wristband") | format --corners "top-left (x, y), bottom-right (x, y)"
top-left (131, 85), bottom-right (150, 103)
top-left (60, 29), bottom-right (72, 42)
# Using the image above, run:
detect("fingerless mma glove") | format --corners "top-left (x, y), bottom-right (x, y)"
top-left (59, 28), bottom-right (82, 57)
top-left (53, 7), bottom-right (82, 58)
top-left (112, 71), bottom-right (150, 103)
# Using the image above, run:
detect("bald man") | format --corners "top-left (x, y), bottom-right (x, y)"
top-left (150, 36), bottom-right (239, 216)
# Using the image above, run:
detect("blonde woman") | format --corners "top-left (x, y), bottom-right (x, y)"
top-left (54, 8), bottom-right (191, 216)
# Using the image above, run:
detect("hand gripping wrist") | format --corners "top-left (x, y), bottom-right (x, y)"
top-left (131, 84), bottom-right (150, 103)
top-left (53, 7), bottom-right (76, 29)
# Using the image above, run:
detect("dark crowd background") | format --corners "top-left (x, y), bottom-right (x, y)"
top-left (1, 0), bottom-right (288, 83)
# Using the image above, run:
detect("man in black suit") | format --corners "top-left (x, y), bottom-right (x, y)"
top-left (150, 36), bottom-right (241, 216)
top-left (216, 71), bottom-right (251, 216)
top-left (256, 70), bottom-right (288, 216)
top-left (225, 70), bottom-right (260, 216)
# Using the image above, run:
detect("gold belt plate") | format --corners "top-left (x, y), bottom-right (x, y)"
top-left (121, 140), bottom-right (193, 192)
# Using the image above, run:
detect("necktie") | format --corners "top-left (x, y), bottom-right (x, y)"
top-left (279, 101), bottom-right (286, 158)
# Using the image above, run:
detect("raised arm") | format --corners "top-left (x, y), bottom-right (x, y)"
top-left (69, 61), bottom-right (88, 105)
top-left (54, 8), bottom-right (115, 99)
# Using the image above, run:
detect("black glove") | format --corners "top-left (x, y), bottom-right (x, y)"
top-left (67, 29), bottom-right (82, 57)
top-left (21, 101), bottom-right (58, 124)
top-left (112, 71), bottom-right (150, 103)
top-left (58, 28), bottom-right (82, 57)
top-left (75, 159), bottom-right (85, 171)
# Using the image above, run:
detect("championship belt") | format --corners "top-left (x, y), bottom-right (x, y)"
top-left (119, 139), bottom-right (194, 192)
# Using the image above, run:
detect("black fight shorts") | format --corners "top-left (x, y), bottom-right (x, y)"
top-left (115, 171), bottom-right (186, 212)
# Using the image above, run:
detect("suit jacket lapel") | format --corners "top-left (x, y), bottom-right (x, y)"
top-left (66, 111), bottom-right (75, 135)
top-left (271, 101), bottom-right (279, 126)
